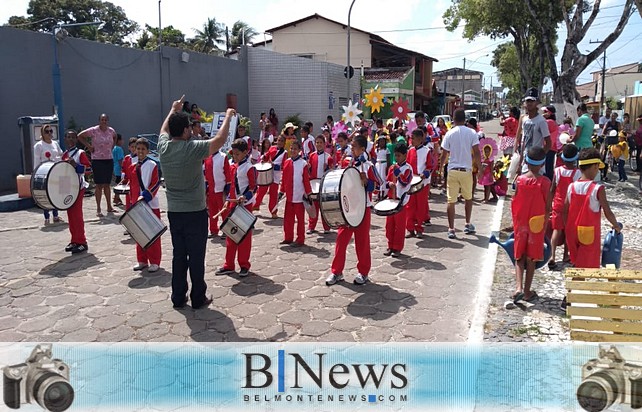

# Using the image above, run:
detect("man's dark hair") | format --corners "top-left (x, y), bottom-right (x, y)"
top-left (302, 125), bottom-right (310, 134)
top-left (290, 140), bottom-right (302, 150)
top-left (510, 107), bottom-right (520, 118)
top-left (136, 137), bottom-right (150, 149)
top-left (389, 131), bottom-right (398, 141)
top-left (337, 132), bottom-right (348, 141)
top-left (577, 103), bottom-right (588, 113)
top-left (453, 108), bottom-right (466, 123)
top-left (128, 137), bottom-right (138, 145)
top-left (327, 115), bottom-right (334, 122)
top-left (419, 125), bottom-right (427, 133)
top-left (527, 146), bottom-right (546, 162)
top-left (394, 143), bottom-right (408, 155)
top-left (578, 147), bottom-right (601, 171)
top-left (411, 129), bottom-right (425, 139)
top-left (359, 127), bottom-right (369, 135)
top-left (562, 144), bottom-right (579, 160)
top-left (467, 118), bottom-right (478, 129)
top-left (305, 121), bottom-right (313, 129)
top-left (353, 135), bottom-right (368, 149)
top-left (375, 119), bottom-right (383, 126)
top-left (415, 111), bottom-right (425, 119)
top-left (231, 138), bottom-right (248, 152)
top-left (116, 133), bottom-right (123, 142)
top-left (168, 112), bottom-right (190, 137)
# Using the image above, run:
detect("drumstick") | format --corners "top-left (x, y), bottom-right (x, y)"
top-left (212, 201), bottom-right (229, 220)
top-left (270, 192), bottom-right (285, 214)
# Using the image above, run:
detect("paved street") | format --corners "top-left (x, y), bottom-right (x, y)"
top-left (0, 121), bottom-right (503, 342)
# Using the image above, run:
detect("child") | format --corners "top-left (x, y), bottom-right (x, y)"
top-left (260, 123), bottom-right (274, 146)
top-left (611, 133), bottom-right (629, 182)
top-left (375, 135), bottom-right (390, 200)
top-left (250, 139), bottom-right (261, 164)
top-left (216, 139), bottom-right (257, 277)
top-left (384, 143), bottom-right (413, 257)
top-left (120, 137), bottom-right (139, 210)
top-left (257, 135), bottom-right (287, 218)
top-left (326, 136), bottom-right (379, 286)
top-left (204, 149), bottom-right (232, 239)
top-left (129, 138), bottom-right (162, 272)
top-left (112, 134), bottom-right (125, 206)
top-left (405, 129), bottom-right (433, 238)
top-left (301, 125), bottom-right (315, 160)
top-left (511, 146), bottom-right (551, 303)
top-left (61, 130), bottom-right (91, 254)
top-left (565, 148), bottom-right (621, 269)
top-left (335, 132), bottom-right (352, 168)
top-left (478, 145), bottom-right (495, 202)
top-left (280, 141), bottom-right (312, 246)
top-left (307, 135), bottom-right (334, 234)
top-left (491, 160), bottom-right (508, 199)
top-left (323, 127), bottom-right (335, 158)
top-left (547, 144), bottom-right (581, 270)
top-left (33, 125), bottom-right (63, 224)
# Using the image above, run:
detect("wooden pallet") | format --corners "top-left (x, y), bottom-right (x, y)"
top-left (564, 268), bottom-right (642, 342)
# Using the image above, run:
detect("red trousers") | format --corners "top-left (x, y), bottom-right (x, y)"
top-left (386, 208), bottom-right (407, 252)
top-left (66, 188), bottom-right (86, 245)
top-left (284, 201), bottom-right (305, 244)
top-left (224, 204), bottom-right (253, 270)
top-left (206, 191), bottom-right (228, 234)
top-left (424, 188), bottom-right (431, 221)
top-left (308, 200), bottom-right (330, 231)
top-left (136, 208), bottom-right (162, 265)
top-left (254, 185), bottom-right (269, 209)
top-left (331, 208), bottom-right (371, 276)
top-left (406, 188), bottom-right (428, 233)
top-left (255, 183), bottom-right (279, 213)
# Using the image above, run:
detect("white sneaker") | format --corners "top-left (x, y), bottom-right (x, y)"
top-left (148, 264), bottom-right (159, 272)
top-left (133, 262), bottom-right (148, 271)
top-left (353, 273), bottom-right (370, 285)
top-left (325, 273), bottom-right (344, 286)
top-left (464, 223), bottom-right (476, 234)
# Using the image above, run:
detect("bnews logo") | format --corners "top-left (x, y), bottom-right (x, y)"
top-left (242, 350), bottom-right (408, 404)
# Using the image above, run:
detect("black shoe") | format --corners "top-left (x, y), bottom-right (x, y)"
top-left (423, 219), bottom-right (431, 226)
top-left (415, 232), bottom-right (423, 239)
top-left (405, 231), bottom-right (416, 238)
top-left (215, 267), bottom-right (234, 275)
top-left (560, 296), bottom-right (568, 310)
top-left (173, 295), bottom-right (188, 309)
top-left (193, 296), bottom-right (213, 310)
top-left (239, 268), bottom-right (250, 277)
top-left (383, 249), bottom-right (392, 256)
top-left (71, 244), bottom-right (88, 254)
top-left (391, 250), bottom-right (401, 258)
top-left (65, 243), bottom-right (77, 252)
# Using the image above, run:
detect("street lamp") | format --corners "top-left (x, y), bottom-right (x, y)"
top-left (51, 21), bottom-right (102, 148)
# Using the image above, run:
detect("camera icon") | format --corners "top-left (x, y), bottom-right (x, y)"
top-left (577, 345), bottom-right (642, 411)
top-left (3, 344), bottom-right (74, 411)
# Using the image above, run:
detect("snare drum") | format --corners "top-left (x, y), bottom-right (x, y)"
top-left (408, 175), bottom-right (424, 195)
top-left (31, 161), bottom-right (80, 210)
top-left (255, 162), bottom-right (274, 186)
top-left (113, 184), bottom-right (130, 195)
top-left (220, 205), bottom-right (257, 244)
top-left (309, 179), bottom-right (321, 201)
top-left (373, 199), bottom-right (403, 216)
top-left (319, 167), bottom-right (366, 228)
top-left (119, 200), bottom-right (167, 249)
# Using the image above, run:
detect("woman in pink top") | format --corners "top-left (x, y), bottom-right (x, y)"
top-left (78, 114), bottom-right (118, 217)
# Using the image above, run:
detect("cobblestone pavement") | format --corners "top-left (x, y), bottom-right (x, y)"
top-left (0, 169), bottom-right (500, 343)
top-left (484, 166), bottom-right (642, 343)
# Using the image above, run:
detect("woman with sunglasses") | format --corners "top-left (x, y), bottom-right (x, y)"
top-left (33, 126), bottom-right (63, 224)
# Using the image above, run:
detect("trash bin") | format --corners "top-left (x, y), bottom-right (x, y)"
top-left (18, 115), bottom-right (60, 174)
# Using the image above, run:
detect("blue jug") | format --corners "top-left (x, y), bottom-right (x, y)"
top-left (601, 224), bottom-right (623, 268)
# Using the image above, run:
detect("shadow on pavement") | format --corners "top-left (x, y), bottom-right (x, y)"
top-left (459, 233), bottom-right (491, 249)
top-left (127, 268), bottom-right (172, 289)
top-left (179, 308), bottom-right (288, 342)
top-left (279, 243), bottom-right (330, 258)
top-left (416, 237), bottom-right (465, 250)
top-left (339, 282), bottom-right (417, 320)
top-left (230, 275), bottom-right (285, 297)
top-left (390, 255), bottom-right (447, 271)
top-left (39, 253), bottom-right (102, 277)
top-left (39, 223), bottom-right (68, 233)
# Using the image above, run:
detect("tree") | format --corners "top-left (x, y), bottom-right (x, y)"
top-left (230, 20), bottom-right (258, 50)
top-left (491, 43), bottom-right (522, 105)
top-left (5, 0), bottom-right (138, 45)
top-left (141, 24), bottom-right (187, 50)
top-left (524, 0), bottom-right (636, 114)
top-left (192, 18), bottom-right (225, 54)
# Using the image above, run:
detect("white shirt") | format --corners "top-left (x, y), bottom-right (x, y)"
top-left (33, 140), bottom-right (62, 170)
top-left (211, 152), bottom-right (228, 193)
top-left (442, 125), bottom-right (479, 171)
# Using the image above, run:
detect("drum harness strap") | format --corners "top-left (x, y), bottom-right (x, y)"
top-left (233, 156), bottom-right (256, 208)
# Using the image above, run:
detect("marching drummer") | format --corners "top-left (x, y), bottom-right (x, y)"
top-left (260, 135), bottom-right (288, 219)
top-left (405, 128), bottom-right (433, 239)
top-left (384, 143), bottom-right (413, 258)
top-left (33, 125), bottom-right (64, 225)
top-left (61, 130), bottom-right (91, 254)
top-left (307, 135), bottom-right (334, 234)
top-left (204, 148), bottom-right (232, 239)
top-left (279, 140), bottom-right (312, 246)
top-left (120, 137), bottom-right (139, 210)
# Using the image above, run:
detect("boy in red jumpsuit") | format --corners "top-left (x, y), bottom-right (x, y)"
top-left (405, 129), bottom-right (433, 239)
top-left (307, 135), bottom-right (334, 234)
top-left (280, 140), bottom-right (312, 246)
top-left (204, 150), bottom-right (231, 238)
top-left (61, 130), bottom-right (91, 254)
top-left (511, 147), bottom-right (551, 303)
top-left (384, 143), bottom-right (413, 257)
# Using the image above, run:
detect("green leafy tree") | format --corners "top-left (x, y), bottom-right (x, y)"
top-left (230, 20), bottom-right (258, 49)
top-left (192, 18), bottom-right (225, 54)
top-left (140, 24), bottom-right (187, 50)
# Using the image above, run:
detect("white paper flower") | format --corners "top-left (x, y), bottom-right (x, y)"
top-left (342, 100), bottom-right (362, 125)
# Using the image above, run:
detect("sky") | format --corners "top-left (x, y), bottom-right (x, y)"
top-left (1, 0), bottom-right (640, 93)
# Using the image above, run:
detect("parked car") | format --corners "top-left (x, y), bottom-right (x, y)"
top-left (464, 110), bottom-right (478, 121)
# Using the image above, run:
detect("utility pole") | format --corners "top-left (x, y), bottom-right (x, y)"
top-left (461, 58), bottom-right (466, 108)
top-left (347, 0), bottom-right (356, 103)
top-left (590, 40), bottom-right (607, 116)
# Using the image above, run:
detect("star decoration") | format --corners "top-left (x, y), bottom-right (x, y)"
top-left (342, 100), bottom-right (362, 125)
top-left (365, 87), bottom-right (385, 113)
top-left (391, 98), bottom-right (410, 121)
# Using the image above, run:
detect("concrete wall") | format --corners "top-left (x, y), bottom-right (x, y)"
top-left (244, 47), bottom-right (360, 139)
top-left (271, 17), bottom-right (372, 68)
top-left (0, 27), bottom-right (248, 192)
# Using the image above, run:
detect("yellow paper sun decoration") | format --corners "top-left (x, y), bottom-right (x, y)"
top-left (365, 87), bottom-right (385, 113)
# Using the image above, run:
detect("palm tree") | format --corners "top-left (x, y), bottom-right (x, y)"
top-left (230, 20), bottom-right (258, 50)
top-left (193, 18), bottom-right (224, 54)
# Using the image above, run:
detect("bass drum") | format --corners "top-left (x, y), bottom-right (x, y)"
top-left (31, 161), bottom-right (80, 210)
top-left (319, 167), bottom-right (366, 228)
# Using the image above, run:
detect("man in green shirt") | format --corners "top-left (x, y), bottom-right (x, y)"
top-left (158, 95), bottom-right (235, 309)
top-left (570, 103), bottom-right (595, 149)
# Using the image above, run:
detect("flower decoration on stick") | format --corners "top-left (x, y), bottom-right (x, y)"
top-left (331, 121), bottom-right (348, 139)
top-left (478, 137), bottom-right (499, 161)
top-left (342, 100), bottom-right (362, 125)
top-left (391, 98), bottom-right (410, 121)
top-left (406, 119), bottom-right (417, 135)
top-left (364, 86), bottom-right (385, 113)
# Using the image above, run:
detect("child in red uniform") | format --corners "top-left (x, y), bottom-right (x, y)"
top-left (120, 137), bottom-right (138, 210)
top-left (61, 130), bottom-right (91, 254)
top-left (335, 132), bottom-right (352, 168)
top-left (204, 150), bottom-right (232, 239)
top-left (301, 125), bottom-right (315, 160)
top-left (279, 141), bottom-right (312, 246)
top-left (511, 147), bottom-right (551, 303)
top-left (405, 129), bottom-right (433, 238)
top-left (307, 135), bottom-right (334, 234)
top-left (384, 143), bottom-right (413, 257)
top-left (326, 136), bottom-right (379, 286)
top-left (564, 148), bottom-right (621, 269)
top-left (547, 144), bottom-right (581, 269)
top-left (129, 138), bottom-right (162, 272)
top-left (216, 139), bottom-right (257, 277)
top-left (257, 135), bottom-right (287, 218)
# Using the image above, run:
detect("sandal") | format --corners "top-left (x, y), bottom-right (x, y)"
top-left (96, 212), bottom-right (104, 217)
top-left (511, 292), bottom-right (524, 303)
top-left (523, 291), bottom-right (539, 302)
top-left (547, 261), bottom-right (558, 270)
